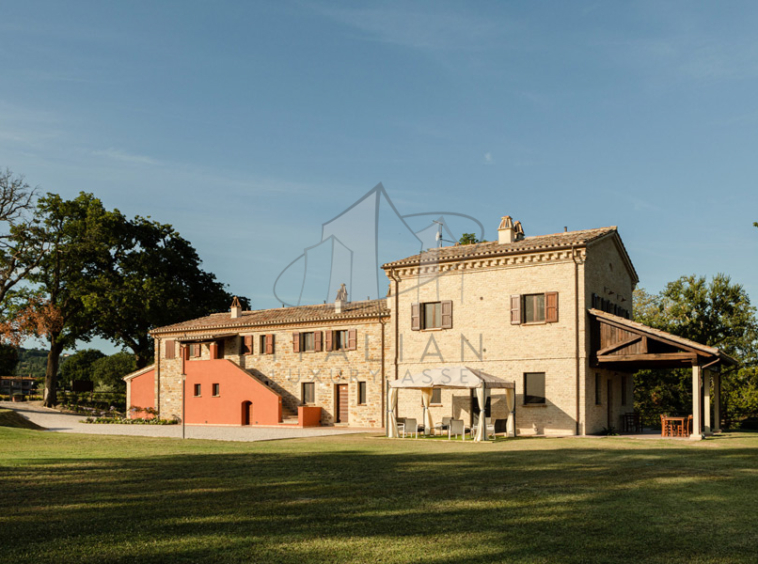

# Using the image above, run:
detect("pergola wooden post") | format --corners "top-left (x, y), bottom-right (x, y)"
top-left (713, 371), bottom-right (722, 433)
top-left (691, 363), bottom-right (703, 440)
top-left (703, 369), bottom-right (713, 436)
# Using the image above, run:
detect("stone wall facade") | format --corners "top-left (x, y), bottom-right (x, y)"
top-left (138, 228), bottom-right (638, 435)
top-left (155, 317), bottom-right (391, 428)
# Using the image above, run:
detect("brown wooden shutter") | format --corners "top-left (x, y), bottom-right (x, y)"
top-left (165, 340), bottom-right (175, 359)
top-left (411, 303), bottom-right (420, 331)
top-left (315, 331), bottom-right (323, 352)
top-left (441, 300), bottom-right (453, 329)
top-left (510, 295), bottom-right (522, 325)
top-left (182, 345), bottom-right (190, 361)
top-left (325, 330), bottom-right (333, 352)
top-left (191, 344), bottom-right (201, 357)
top-left (348, 328), bottom-right (357, 350)
top-left (292, 332), bottom-right (300, 353)
top-left (266, 334), bottom-right (274, 354)
top-left (546, 292), bottom-right (559, 323)
top-left (243, 336), bottom-right (253, 354)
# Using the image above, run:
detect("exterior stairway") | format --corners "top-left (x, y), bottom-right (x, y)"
top-left (281, 405), bottom-right (299, 425)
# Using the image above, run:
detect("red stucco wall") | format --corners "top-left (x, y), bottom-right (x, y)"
top-left (298, 406), bottom-right (322, 427)
top-left (185, 359), bottom-right (282, 425)
top-left (128, 369), bottom-right (155, 419)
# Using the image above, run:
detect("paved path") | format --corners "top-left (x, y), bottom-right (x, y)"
top-left (0, 402), bottom-right (372, 442)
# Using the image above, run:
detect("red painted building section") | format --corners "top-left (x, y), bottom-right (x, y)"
top-left (127, 369), bottom-right (156, 419)
top-left (298, 406), bottom-right (322, 427)
top-left (184, 359), bottom-right (282, 425)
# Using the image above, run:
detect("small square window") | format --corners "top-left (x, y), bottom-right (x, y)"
top-left (358, 382), bottom-right (367, 405)
top-left (212, 383), bottom-right (220, 397)
top-left (524, 372), bottom-right (545, 404)
top-left (302, 382), bottom-right (315, 404)
top-left (334, 330), bottom-right (349, 351)
top-left (301, 332), bottom-right (315, 352)
top-left (523, 294), bottom-right (546, 323)
top-left (431, 388), bottom-right (442, 405)
top-left (194, 384), bottom-right (201, 397)
top-left (422, 302), bottom-right (442, 329)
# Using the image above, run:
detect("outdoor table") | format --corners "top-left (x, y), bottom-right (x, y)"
top-left (661, 416), bottom-right (688, 437)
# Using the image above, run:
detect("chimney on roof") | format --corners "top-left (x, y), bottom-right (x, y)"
top-left (498, 216), bottom-right (515, 244)
top-left (514, 221), bottom-right (525, 241)
top-left (334, 283), bottom-right (348, 314)
top-left (230, 296), bottom-right (242, 319)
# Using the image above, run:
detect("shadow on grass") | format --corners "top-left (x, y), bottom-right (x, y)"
top-left (2, 432), bottom-right (758, 563)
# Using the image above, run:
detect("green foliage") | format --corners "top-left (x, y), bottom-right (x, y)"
top-left (0, 343), bottom-right (18, 374)
top-left (83, 216), bottom-right (247, 368)
top-left (14, 347), bottom-right (47, 377)
top-left (91, 352), bottom-right (136, 390)
top-left (458, 233), bottom-right (481, 245)
top-left (59, 349), bottom-right (106, 386)
top-left (634, 275), bottom-right (758, 427)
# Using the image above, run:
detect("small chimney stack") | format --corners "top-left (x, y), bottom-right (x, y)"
top-left (334, 283), bottom-right (348, 314)
top-left (498, 216), bottom-right (515, 244)
top-left (230, 296), bottom-right (242, 319)
top-left (514, 221), bottom-right (525, 241)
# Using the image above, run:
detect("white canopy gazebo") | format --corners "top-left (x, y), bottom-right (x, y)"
top-left (387, 366), bottom-right (516, 442)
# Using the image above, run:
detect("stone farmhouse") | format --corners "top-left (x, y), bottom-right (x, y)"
top-left (126, 216), bottom-right (735, 437)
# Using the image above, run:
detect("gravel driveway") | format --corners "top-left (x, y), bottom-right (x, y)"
top-left (0, 402), bottom-right (373, 442)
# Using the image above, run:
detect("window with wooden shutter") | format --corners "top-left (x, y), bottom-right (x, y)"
top-left (325, 330), bottom-right (333, 351)
top-left (165, 340), bottom-right (175, 359)
top-left (441, 300), bottom-right (453, 329)
top-left (182, 345), bottom-right (190, 361)
top-left (314, 331), bottom-right (323, 352)
top-left (266, 334), bottom-right (275, 354)
top-left (510, 295), bottom-right (522, 325)
top-left (292, 332), bottom-right (300, 353)
top-left (348, 328), bottom-right (357, 350)
top-left (411, 303), bottom-right (420, 331)
top-left (546, 292), bottom-right (559, 323)
top-left (243, 336), bottom-right (253, 355)
top-left (190, 344), bottom-right (201, 358)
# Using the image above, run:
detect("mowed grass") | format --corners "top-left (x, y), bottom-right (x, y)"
top-left (0, 407), bottom-right (44, 430)
top-left (2, 429), bottom-right (758, 564)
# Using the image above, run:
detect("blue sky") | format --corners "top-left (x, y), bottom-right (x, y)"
top-left (2, 1), bottom-right (757, 353)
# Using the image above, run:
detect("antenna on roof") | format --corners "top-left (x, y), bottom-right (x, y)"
top-left (432, 219), bottom-right (456, 248)
top-left (564, 226), bottom-right (568, 232)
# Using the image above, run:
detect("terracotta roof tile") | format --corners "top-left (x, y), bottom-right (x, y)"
top-left (151, 299), bottom-right (389, 336)
top-left (382, 226), bottom-right (618, 268)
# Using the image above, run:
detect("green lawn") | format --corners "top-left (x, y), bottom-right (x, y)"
top-left (2, 428), bottom-right (758, 564)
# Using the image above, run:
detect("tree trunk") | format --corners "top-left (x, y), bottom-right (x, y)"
top-left (43, 338), bottom-right (64, 407)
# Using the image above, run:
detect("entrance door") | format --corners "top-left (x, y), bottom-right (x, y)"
top-left (336, 384), bottom-right (349, 424)
top-left (607, 380), bottom-right (613, 429)
top-left (241, 401), bottom-right (252, 426)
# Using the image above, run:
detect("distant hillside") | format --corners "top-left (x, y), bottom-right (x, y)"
top-left (15, 348), bottom-right (48, 378)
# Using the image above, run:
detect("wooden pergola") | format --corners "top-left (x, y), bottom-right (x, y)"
top-left (589, 309), bottom-right (738, 439)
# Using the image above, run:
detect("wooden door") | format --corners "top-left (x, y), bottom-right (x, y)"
top-left (241, 401), bottom-right (252, 426)
top-left (336, 384), bottom-right (349, 423)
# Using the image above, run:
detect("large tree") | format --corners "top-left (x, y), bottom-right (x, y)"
top-left (634, 275), bottom-right (758, 427)
top-left (84, 216), bottom-right (248, 368)
top-left (25, 192), bottom-right (123, 406)
top-left (59, 349), bottom-right (106, 387)
top-left (91, 352), bottom-right (136, 390)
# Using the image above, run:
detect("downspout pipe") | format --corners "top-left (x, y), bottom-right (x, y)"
top-left (388, 267), bottom-right (401, 438)
top-left (572, 245), bottom-right (582, 436)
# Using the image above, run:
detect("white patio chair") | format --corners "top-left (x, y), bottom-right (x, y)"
top-left (400, 418), bottom-right (418, 439)
top-left (434, 416), bottom-right (453, 436)
top-left (449, 419), bottom-right (465, 440)
top-left (470, 417), bottom-right (496, 439)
